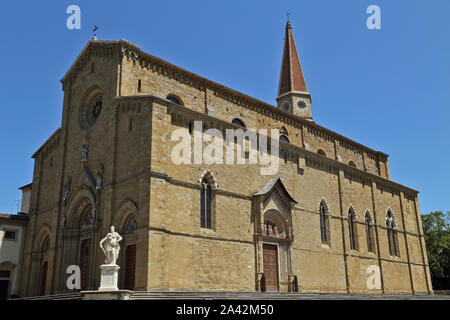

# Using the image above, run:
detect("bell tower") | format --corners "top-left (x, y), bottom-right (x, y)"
top-left (276, 21), bottom-right (312, 121)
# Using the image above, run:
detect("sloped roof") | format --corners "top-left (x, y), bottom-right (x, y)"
top-left (253, 177), bottom-right (297, 203)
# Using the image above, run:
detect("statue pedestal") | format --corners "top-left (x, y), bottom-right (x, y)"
top-left (98, 264), bottom-right (120, 291)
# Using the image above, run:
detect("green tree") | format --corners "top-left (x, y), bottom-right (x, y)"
top-left (421, 211), bottom-right (450, 290)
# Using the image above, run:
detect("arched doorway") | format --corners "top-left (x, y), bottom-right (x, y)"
top-left (78, 205), bottom-right (94, 291)
top-left (253, 178), bottom-right (297, 293)
top-left (261, 210), bottom-right (289, 292)
top-left (120, 213), bottom-right (137, 290)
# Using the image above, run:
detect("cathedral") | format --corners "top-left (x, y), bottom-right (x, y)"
top-left (18, 21), bottom-right (432, 297)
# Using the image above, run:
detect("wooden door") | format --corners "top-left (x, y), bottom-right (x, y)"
top-left (263, 244), bottom-right (279, 292)
top-left (40, 261), bottom-right (48, 296)
top-left (125, 244), bottom-right (136, 290)
top-left (80, 239), bottom-right (91, 291)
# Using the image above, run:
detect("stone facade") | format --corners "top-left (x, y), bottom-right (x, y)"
top-left (18, 26), bottom-right (432, 297)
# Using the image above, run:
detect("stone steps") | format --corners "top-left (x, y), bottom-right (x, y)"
top-left (16, 291), bottom-right (450, 300)
top-left (129, 291), bottom-right (447, 300)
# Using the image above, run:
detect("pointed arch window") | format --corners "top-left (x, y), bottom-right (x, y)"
top-left (232, 118), bottom-right (246, 129)
top-left (348, 207), bottom-right (358, 250)
top-left (386, 210), bottom-right (399, 257)
top-left (319, 200), bottom-right (329, 244)
top-left (200, 177), bottom-right (212, 229)
top-left (317, 149), bottom-right (326, 157)
top-left (365, 211), bottom-right (375, 253)
top-left (280, 135), bottom-right (290, 143)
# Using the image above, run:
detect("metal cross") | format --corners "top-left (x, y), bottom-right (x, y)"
top-left (286, 12), bottom-right (290, 22)
top-left (93, 25), bottom-right (99, 38)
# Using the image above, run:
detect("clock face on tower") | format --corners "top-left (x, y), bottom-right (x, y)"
top-left (281, 102), bottom-right (291, 112)
top-left (297, 100), bottom-right (306, 111)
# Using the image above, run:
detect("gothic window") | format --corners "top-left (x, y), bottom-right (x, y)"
top-left (137, 79), bottom-right (142, 92)
top-left (280, 135), bottom-right (290, 143)
top-left (365, 211), bottom-right (375, 253)
top-left (319, 200), bottom-right (329, 244)
top-left (317, 149), bottom-right (326, 157)
top-left (232, 118), bottom-right (246, 128)
top-left (348, 161), bottom-right (356, 167)
top-left (386, 210), bottom-right (399, 257)
top-left (280, 126), bottom-right (289, 136)
top-left (348, 207), bottom-right (358, 250)
top-left (200, 177), bottom-right (212, 229)
top-left (166, 94), bottom-right (183, 105)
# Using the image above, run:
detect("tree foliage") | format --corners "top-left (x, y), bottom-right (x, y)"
top-left (421, 211), bottom-right (450, 290)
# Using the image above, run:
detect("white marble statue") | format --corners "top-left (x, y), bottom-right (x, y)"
top-left (99, 226), bottom-right (123, 265)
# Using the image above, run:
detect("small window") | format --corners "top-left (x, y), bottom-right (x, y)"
top-left (348, 161), bottom-right (356, 167)
top-left (4, 230), bottom-right (16, 240)
top-left (91, 62), bottom-right (95, 73)
top-left (129, 118), bottom-right (133, 132)
top-left (280, 126), bottom-right (289, 135)
top-left (231, 118), bottom-right (246, 128)
top-left (166, 95), bottom-right (183, 105)
top-left (280, 135), bottom-right (290, 143)
top-left (137, 79), bottom-right (142, 92)
top-left (317, 149), bottom-right (326, 157)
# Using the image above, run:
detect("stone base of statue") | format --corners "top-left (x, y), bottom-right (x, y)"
top-left (98, 264), bottom-right (120, 291)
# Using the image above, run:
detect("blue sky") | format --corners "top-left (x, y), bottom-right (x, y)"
top-left (0, 0), bottom-right (448, 215)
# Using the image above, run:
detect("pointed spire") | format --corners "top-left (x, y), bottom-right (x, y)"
top-left (277, 21), bottom-right (308, 97)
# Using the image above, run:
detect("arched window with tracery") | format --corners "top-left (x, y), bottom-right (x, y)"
top-left (317, 149), bottom-right (326, 157)
top-left (365, 211), bottom-right (375, 253)
top-left (348, 207), bottom-right (358, 250)
top-left (200, 177), bottom-right (212, 229)
top-left (386, 210), bottom-right (399, 257)
top-left (319, 199), bottom-right (330, 244)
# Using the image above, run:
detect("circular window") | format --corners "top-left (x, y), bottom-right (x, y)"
top-left (297, 101), bottom-right (306, 110)
top-left (79, 90), bottom-right (103, 129)
top-left (88, 95), bottom-right (103, 125)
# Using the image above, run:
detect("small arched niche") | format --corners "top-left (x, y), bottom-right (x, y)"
top-left (263, 209), bottom-right (287, 239)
